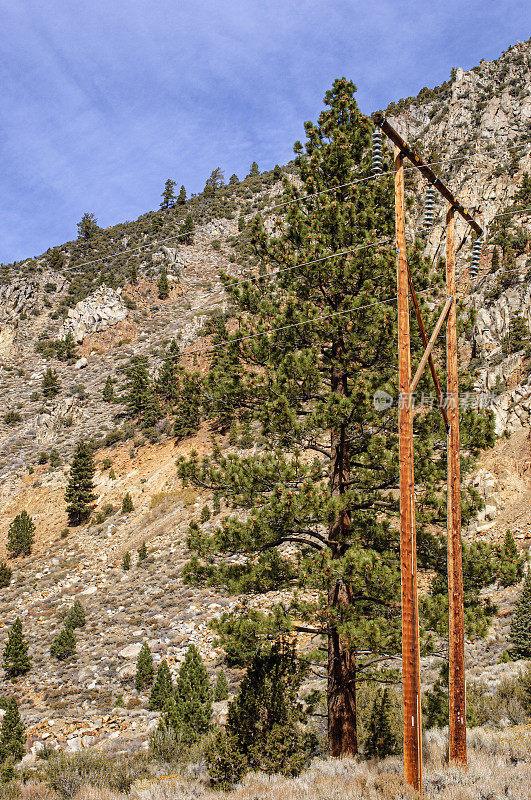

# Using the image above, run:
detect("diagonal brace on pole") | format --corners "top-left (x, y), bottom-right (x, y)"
top-left (407, 267), bottom-right (450, 433)
top-left (411, 296), bottom-right (453, 395)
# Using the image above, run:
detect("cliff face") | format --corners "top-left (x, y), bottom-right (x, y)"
top-left (0, 40), bottom-right (529, 758)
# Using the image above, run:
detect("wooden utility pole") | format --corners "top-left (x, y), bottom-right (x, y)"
top-left (446, 205), bottom-right (467, 766)
top-left (374, 113), bottom-right (483, 788)
top-left (395, 146), bottom-right (422, 793)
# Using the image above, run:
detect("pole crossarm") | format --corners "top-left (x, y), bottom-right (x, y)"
top-left (407, 267), bottom-right (450, 433)
top-left (372, 112), bottom-right (483, 236)
top-left (410, 296), bottom-right (453, 395)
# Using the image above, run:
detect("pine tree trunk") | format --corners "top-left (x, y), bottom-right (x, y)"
top-left (327, 341), bottom-right (358, 757)
top-left (327, 581), bottom-right (358, 756)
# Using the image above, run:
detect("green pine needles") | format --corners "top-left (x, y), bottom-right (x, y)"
top-left (2, 618), bottom-right (31, 678)
top-left (135, 642), bottom-right (154, 691)
top-left (158, 644), bottom-right (211, 746)
top-left (149, 659), bottom-right (173, 710)
top-left (0, 698), bottom-right (25, 762)
top-left (50, 626), bottom-right (76, 660)
top-left (511, 570), bottom-right (531, 658)
top-left (65, 442), bottom-right (96, 525)
top-left (177, 78), bottom-right (496, 756)
top-left (7, 511), bottom-right (35, 558)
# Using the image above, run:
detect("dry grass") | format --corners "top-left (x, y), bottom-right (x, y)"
top-left (5, 730), bottom-right (530, 800)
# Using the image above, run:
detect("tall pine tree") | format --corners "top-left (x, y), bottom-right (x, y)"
top-left (65, 442), bottom-right (96, 525)
top-left (2, 618), bottom-right (31, 678)
top-left (0, 698), bottom-right (25, 762)
top-left (511, 570), bottom-right (531, 658)
top-left (160, 179), bottom-right (177, 209)
top-left (7, 511), bottom-right (35, 558)
top-left (160, 644), bottom-right (211, 745)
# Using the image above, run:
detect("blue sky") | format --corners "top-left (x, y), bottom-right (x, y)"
top-left (0, 0), bottom-right (528, 264)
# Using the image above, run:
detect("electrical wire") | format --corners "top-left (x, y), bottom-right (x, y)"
top-left (40, 140), bottom-right (529, 277)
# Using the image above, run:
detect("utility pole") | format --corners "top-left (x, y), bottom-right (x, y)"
top-left (373, 112), bottom-right (483, 786)
top-left (394, 146), bottom-right (422, 793)
top-left (446, 205), bottom-right (467, 766)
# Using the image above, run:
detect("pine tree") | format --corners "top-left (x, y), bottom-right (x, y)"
top-left (130, 263), bottom-right (138, 285)
top-left (48, 247), bottom-right (64, 271)
top-left (59, 332), bottom-right (77, 362)
top-left (122, 552), bottom-right (131, 571)
top-left (77, 212), bottom-right (99, 240)
top-left (155, 340), bottom-right (181, 408)
top-left (497, 530), bottom-right (524, 587)
top-left (204, 168), bottom-right (224, 196)
top-left (122, 492), bottom-right (134, 514)
top-left (177, 185), bottom-right (187, 204)
top-left (179, 214), bottom-right (195, 245)
top-left (124, 356), bottom-right (160, 427)
top-left (138, 541), bottom-right (148, 561)
top-left (511, 571), bottom-right (531, 658)
top-left (65, 600), bottom-right (85, 630)
top-left (229, 174), bottom-right (239, 186)
top-left (173, 372), bottom-right (201, 439)
top-left (160, 179), bottom-right (177, 210)
top-left (103, 375), bottom-right (114, 402)
top-left (249, 161), bottom-right (259, 176)
top-left (50, 626), bottom-right (76, 660)
top-left (65, 441), bottom-right (96, 525)
top-left (423, 662), bottom-right (449, 729)
top-left (135, 642), bottom-right (154, 690)
top-left (365, 688), bottom-right (399, 758)
top-left (42, 367), bottom-right (60, 398)
top-left (0, 698), bottom-right (25, 763)
top-left (2, 618), bottom-right (31, 678)
top-left (491, 247), bottom-right (500, 272)
top-left (158, 266), bottom-right (170, 299)
top-left (207, 642), bottom-right (309, 781)
top-left (200, 504), bottom-right (211, 524)
top-left (7, 511), bottom-right (35, 558)
top-left (162, 643), bottom-right (211, 745)
top-left (273, 165), bottom-right (282, 180)
top-left (178, 79), bottom-right (495, 757)
top-left (214, 669), bottom-right (229, 701)
top-left (149, 659), bottom-right (173, 710)
top-left (0, 563), bottom-right (12, 589)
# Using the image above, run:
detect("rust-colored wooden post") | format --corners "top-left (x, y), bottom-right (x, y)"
top-left (395, 146), bottom-right (422, 793)
top-left (446, 204), bottom-right (467, 767)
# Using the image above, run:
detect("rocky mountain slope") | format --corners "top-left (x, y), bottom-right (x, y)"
top-left (0, 39), bottom-right (530, 762)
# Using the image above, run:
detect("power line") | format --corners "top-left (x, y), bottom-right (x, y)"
top-left (46, 140), bottom-right (529, 277)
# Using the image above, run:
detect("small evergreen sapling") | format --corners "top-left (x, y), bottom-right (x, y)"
top-left (2, 618), bottom-right (31, 678)
top-left (149, 659), bottom-right (173, 710)
top-left (365, 688), bottom-right (399, 758)
top-left (65, 442), bottom-right (96, 525)
top-left (158, 267), bottom-right (170, 300)
top-left (0, 698), bottom-right (25, 763)
top-left (161, 644), bottom-right (211, 745)
top-left (42, 368), bottom-right (60, 398)
top-left (0, 563), bottom-right (12, 589)
top-left (122, 552), bottom-right (131, 571)
top-left (65, 600), bottom-right (85, 630)
top-left (207, 642), bottom-right (309, 782)
top-left (497, 530), bottom-right (524, 587)
top-left (121, 493), bottom-right (134, 514)
top-left (103, 375), bottom-right (114, 402)
top-left (213, 670), bottom-right (229, 701)
top-left (511, 570), bottom-right (531, 658)
top-left (50, 626), bottom-right (76, 660)
top-left (7, 511), bottom-right (35, 558)
top-left (135, 643), bottom-right (154, 691)
top-left (138, 541), bottom-right (148, 562)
